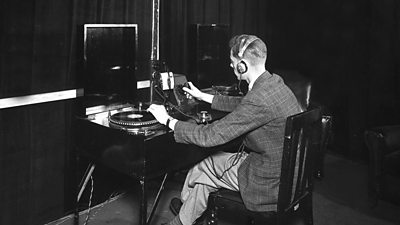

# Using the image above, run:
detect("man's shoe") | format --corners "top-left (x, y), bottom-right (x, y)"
top-left (169, 197), bottom-right (183, 216)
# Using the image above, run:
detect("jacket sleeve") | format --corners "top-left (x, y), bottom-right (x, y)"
top-left (174, 95), bottom-right (274, 148)
top-left (211, 95), bottom-right (243, 112)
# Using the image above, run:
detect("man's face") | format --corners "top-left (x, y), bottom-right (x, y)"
top-left (230, 53), bottom-right (243, 80)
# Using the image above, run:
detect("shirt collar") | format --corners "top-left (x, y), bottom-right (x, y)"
top-left (248, 79), bottom-right (256, 91)
top-left (248, 71), bottom-right (268, 91)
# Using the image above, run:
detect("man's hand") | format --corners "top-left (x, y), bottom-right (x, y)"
top-left (147, 104), bottom-right (170, 125)
top-left (182, 82), bottom-right (203, 100)
top-left (182, 82), bottom-right (214, 104)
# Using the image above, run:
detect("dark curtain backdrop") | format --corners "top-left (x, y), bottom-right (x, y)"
top-left (1, 0), bottom-right (399, 113)
top-left (0, 0), bottom-right (275, 99)
top-left (1, 0), bottom-right (152, 98)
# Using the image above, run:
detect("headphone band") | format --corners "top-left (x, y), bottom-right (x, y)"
top-left (238, 37), bottom-right (259, 58)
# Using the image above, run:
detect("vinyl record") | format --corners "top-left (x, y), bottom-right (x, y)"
top-left (109, 110), bottom-right (158, 127)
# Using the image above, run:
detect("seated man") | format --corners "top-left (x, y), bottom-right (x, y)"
top-left (148, 34), bottom-right (302, 225)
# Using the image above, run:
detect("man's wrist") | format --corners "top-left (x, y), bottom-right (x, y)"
top-left (165, 117), bottom-right (178, 130)
top-left (201, 92), bottom-right (214, 104)
top-left (199, 92), bottom-right (206, 101)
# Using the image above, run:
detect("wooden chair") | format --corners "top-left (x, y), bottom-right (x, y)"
top-left (203, 108), bottom-right (322, 225)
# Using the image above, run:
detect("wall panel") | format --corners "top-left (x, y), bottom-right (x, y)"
top-left (0, 100), bottom-right (74, 225)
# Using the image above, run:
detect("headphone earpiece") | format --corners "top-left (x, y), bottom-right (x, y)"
top-left (236, 36), bottom-right (259, 74)
top-left (236, 61), bottom-right (248, 74)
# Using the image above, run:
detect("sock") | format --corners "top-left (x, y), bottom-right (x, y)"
top-left (168, 215), bottom-right (183, 225)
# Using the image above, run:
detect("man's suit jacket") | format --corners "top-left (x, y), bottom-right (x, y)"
top-left (174, 71), bottom-right (302, 212)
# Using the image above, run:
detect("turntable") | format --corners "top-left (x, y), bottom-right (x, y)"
top-left (108, 109), bottom-right (164, 135)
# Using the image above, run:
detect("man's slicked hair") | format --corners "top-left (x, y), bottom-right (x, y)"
top-left (229, 34), bottom-right (267, 64)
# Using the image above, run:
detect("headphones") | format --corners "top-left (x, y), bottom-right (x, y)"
top-left (236, 37), bottom-right (259, 74)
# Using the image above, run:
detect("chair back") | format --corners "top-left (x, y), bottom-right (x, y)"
top-left (277, 108), bottom-right (322, 224)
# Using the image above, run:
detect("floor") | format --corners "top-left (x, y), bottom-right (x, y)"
top-left (47, 153), bottom-right (400, 225)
